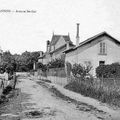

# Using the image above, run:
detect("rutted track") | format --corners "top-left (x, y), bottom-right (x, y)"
top-left (0, 73), bottom-right (114, 120)
top-left (37, 81), bottom-right (111, 120)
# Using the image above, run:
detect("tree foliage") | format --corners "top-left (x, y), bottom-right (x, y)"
top-left (0, 51), bottom-right (40, 72)
top-left (0, 51), bottom-right (16, 73)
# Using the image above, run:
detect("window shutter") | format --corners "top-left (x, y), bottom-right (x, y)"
top-left (103, 42), bottom-right (105, 54)
top-left (100, 42), bottom-right (102, 54)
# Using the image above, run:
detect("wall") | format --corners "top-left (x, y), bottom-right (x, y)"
top-left (38, 58), bottom-right (43, 63)
top-left (52, 46), bottom-right (66, 59)
top-left (43, 54), bottom-right (51, 64)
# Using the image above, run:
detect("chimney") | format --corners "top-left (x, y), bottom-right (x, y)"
top-left (66, 41), bottom-right (70, 50)
top-left (66, 33), bottom-right (70, 50)
top-left (39, 51), bottom-right (43, 57)
top-left (76, 23), bottom-right (80, 47)
top-left (46, 40), bottom-right (50, 52)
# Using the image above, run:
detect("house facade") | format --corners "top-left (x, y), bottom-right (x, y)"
top-left (38, 23), bottom-right (120, 76)
top-left (65, 31), bottom-right (120, 76)
top-left (38, 33), bottom-right (74, 64)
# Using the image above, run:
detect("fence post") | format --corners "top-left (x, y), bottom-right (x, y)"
top-left (13, 72), bottom-right (17, 89)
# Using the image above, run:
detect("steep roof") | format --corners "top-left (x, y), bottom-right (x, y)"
top-left (79, 31), bottom-right (120, 47)
top-left (50, 42), bottom-right (75, 54)
top-left (50, 35), bottom-right (71, 45)
top-left (65, 31), bottom-right (120, 53)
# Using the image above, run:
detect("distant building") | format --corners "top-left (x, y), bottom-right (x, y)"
top-left (38, 51), bottom-right (44, 63)
top-left (65, 24), bottom-right (120, 75)
top-left (38, 33), bottom-right (75, 64)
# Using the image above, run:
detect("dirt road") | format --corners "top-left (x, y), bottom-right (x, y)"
top-left (16, 74), bottom-right (112, 120)
top-left (0, 73), bottom-right (117, 120)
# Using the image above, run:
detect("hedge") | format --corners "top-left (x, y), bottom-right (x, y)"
top-left (96, 63), bottom-right (120, 78)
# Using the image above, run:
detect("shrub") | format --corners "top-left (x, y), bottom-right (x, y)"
top-left (37, 62), bottom-right (47, 72)
top-left (2, 85), bottom-right (13, 95)
top-left (96, 63), bottom-right (120, 78)
top-left (19, 65), bottom-right (28, 72)
top-left (47, 58), bottom-right (65, 69)
top-left (0, 95), bottom-right (8, 104)
top-left (71, 63), bottom-right (92, 79)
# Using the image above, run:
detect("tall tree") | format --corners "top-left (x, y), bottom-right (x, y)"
top-left (0, 51), bottom-right (16, 72)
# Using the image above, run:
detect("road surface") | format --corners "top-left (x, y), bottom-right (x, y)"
top-left (18, 74), bottom-right (112, 120)
top-left (0, 73), bottom-right (118, 120)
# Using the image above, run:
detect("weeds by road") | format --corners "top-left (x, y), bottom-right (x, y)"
top-left (37, 81), bottom-right (111, 120)
top-left (0, 88), bottom-right (21, 120)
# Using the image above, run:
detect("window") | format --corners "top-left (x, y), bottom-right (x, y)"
top-left (99, 61), bottom-right (105, 66)
top-left (99, 42), bottom-right (106, 55)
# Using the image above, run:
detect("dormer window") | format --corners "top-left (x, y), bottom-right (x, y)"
top-left (99, 42), bottom-right (107, 55)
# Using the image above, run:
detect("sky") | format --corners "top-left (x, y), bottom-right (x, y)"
top-left (0, 0), bottom-right (120, 54)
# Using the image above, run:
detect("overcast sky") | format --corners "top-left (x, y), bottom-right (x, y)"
top-left (0, 0), bottom-right (120, 54)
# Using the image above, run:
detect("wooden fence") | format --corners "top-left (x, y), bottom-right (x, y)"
top-left (37, 67), bottom-right (120, 89)
top-left (37, 68), bottom-right (72, 86)
top-left (37, 75), bottom-right (68, 86)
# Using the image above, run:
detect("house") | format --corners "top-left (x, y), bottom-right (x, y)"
top-left (65, 24), bottom-right (120, 76)
top-left (38, 51), bottom-right (44, 63)
top-left (38, 33), bottom-right (75, 64)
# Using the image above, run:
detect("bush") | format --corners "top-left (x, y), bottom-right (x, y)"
top-left (47, 58), bottom-right (65, 69)
top-left (2, 86), bottom-right (13, 95)
top-left (96, 63), bottom-right (120, 78)
top-left (19, 65), bottom-right (28, 72)
top-left (37, 62), bottom-right (47, 72)
top-left (72, 63), bottom-right (92, 79)
top-left (0, 95), bottom-right (8, 104)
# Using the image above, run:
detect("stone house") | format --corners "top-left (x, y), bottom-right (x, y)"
top-left (65, 24), bottom-right (120, 76)
top-left (38, 33), bottom-right (75, 64)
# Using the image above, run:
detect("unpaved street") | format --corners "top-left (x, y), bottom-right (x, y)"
top-left (17, 74), bottom-right (112, 120)
top-left (0, 73), bottom-right (118, 120)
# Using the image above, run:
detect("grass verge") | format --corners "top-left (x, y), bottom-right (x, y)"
top-left (65, 79), bottom-right (120, 108)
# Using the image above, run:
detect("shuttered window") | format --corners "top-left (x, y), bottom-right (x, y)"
top-left (99, 42), bottom-right (106, 55)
